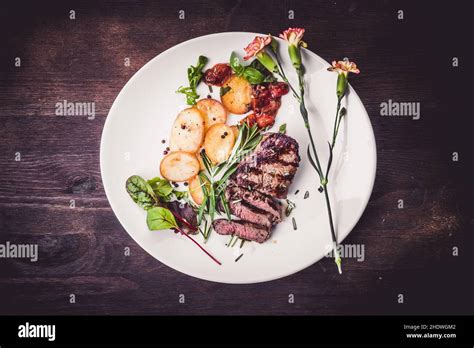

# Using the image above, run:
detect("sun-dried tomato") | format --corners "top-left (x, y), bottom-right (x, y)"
top-left (203, 64), bottom-right (232, 87)
top-left (256, 114), bottom-right (276, 128)
top-left (268, 82), bottom-right (290, 98)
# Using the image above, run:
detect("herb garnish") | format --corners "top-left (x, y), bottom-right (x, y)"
top-left (285, 199), bottom-right (296, 217)
top-left (177, 55), bottom-right (208, 105)
top-left (292, 217), bottom-right (297, 230)
top-left (235, 254), bottom-right (244, 262)
top-left (279, 123), bottom-right (287, 134)
top-left (229, 52), bottom-right (275, 85)
top-left (220, 86), bottom-right (231, 97)
top-left (197, 123), bottom-right (263, 241)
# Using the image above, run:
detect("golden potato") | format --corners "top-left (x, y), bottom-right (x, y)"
top-left (230, 125), bottom-right (240, 140)
top-left (203, 123), bottom-right (236, 165)
top-left (220, 75), bottom-right (252, 115)
top-left (196, 98), bottom-right (227, 131)
top-left (160, 151), bottom-right (200, 182)
top-left (196, 150), bottom-right (206, 171)
top-left (169, 107), bottom-right (205, 153)
top-left (188, 175), bottom-right (209, 205)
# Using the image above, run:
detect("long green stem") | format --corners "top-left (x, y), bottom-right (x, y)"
top-left (322, 184), bottom-right (342, 274)
top-left (296, 68), bottom-right (342, 274)
top-left (278, 70), bottom-right (300, 101)
top-left (274, 53), bottom-right (301, 101)
top-left (331, 97), bottom-right (342, 149)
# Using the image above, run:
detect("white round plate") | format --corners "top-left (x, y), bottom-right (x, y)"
top-left (100, 32), bottom-right (376, 284)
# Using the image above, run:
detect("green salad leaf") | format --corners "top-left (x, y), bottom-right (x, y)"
top-left (146, 207), bottom-right (178, 230)
top-left (126, 175), bottom-right (157, 210)
top-left (177, 55), bottom-right (208, 105)
top-left (148, 176), bottom-right (173, 200)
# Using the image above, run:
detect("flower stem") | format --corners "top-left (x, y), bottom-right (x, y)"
top-left (322, 183), bottom-right (341, 274)
top-left (277, 70), bottom-right (300, 101)
top-left (297, 67), bottom-right (342, 274)
top-left (331, 97), bottom-right (342, 149)
top-left (273, 51), bottom-right (301, 101)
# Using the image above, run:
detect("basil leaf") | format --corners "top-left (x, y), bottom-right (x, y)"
top-left (146, 207), bottom-right (177, 230)
top-left (249, 59), bottom-right (277, 82)
top-left (230, 52), bottom-right (244, 75)
top-left (220, 86), bottom-right (231, 97)
top-left (126, 175), bottom-right (157, 210)
top-left (279, 123), bottom-right (287, 134)
top-left (242, 67), bottom-right (265, 84)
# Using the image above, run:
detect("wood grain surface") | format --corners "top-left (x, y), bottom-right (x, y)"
top-left (0, 0), bottom-right (472, 315)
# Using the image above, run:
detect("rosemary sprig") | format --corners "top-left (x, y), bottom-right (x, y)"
top-left (285, 199), bottom-right (296, 217)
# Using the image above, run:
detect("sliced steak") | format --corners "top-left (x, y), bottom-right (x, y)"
top-left (225, 184), bottom-right (282, 223)
top-left (230, 133), bottom-right (300, 199)
top-left (213, 219), bottom-right (270, 243)
top-left (227, 199), bottom-right (273, 228)
top-left (216, 132), bottom-right (300, 243)
top-left (233, 169), bottom-right (292, 198)
top-left (254, 161), bottom-right (298, 177)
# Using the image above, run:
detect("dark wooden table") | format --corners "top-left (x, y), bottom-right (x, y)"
top-left (0, 0), bottom-right (472, 315)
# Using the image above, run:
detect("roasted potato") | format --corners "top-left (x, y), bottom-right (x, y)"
top-left (196, 150), bottom-right (206, 171)
top-left (230, 125), bottom-right (240, 140)
top-left (203, 123), bottom-right (236, 165)
top-left (188, 175), bottom-right (209, 205)
top-left (196, 98), bottom-right (227, 131)
top-left (169, 107), bottom-right (205, 153)
top-left (220, 75), bottom-right (252, 114)
top-left (160, 151), bottom-right (200, 182)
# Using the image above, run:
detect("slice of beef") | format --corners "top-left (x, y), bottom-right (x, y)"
top-left (227, 199), bottom-right (273, 228)
top-left (233, 169), bottom-right (292, 198)
top-left (230, 133), bottom-right (300, 199)
top-left (225, 184), bottom-right (282, 223)
top-left (254, 161), bottom-right (298, 177)
top-left (213, 219), bottom-right (270, 243)
top-left (239, 133), bottom-right (300, 168)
